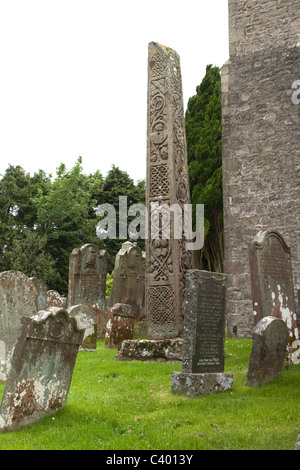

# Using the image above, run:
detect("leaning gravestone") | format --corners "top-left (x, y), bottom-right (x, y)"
top-left (171, 270), bottom-right (233, 397)
top-left (246, 316), bottom-right (288, 387)
top-left (67, 304), bottom-right (97, 351)
top-left (0, 308), bottom-right (84, 432)
top-left (109, 241), bottom-right (145, 321)
top-left (68, 243), bottom-right (108, 336)
top-left (249, 230), bottom-right (299, 356)
top-left (0, 271), bottom-right (40, 382)
top-left (105, 303), bottom-right (135, 349)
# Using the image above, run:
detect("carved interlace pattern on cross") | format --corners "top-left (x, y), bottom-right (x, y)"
top-left (150, 165), bottom-right (169, 197)
top-left (147, 238), bottom-right (173, 282)
top-left (148, 285), bottom-right (175, 328)
top-left (149, 78), bottom-right (168, 163)
top-left (147, 44), bottom-right (193, 335)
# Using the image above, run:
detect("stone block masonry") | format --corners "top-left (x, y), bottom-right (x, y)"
top-left (222, 0), bottom-right (300, 337)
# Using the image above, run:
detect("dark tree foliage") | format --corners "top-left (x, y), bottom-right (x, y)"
top-left (185, 65), bottom-right (223, 272)
top-left (0, 158), bottom-right (145, 295)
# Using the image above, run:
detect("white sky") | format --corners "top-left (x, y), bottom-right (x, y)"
top-left (0, 0), bottom-right (229, 183)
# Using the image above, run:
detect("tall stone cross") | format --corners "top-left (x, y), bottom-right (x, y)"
top-left (146, 42), bottom-right (193, 339)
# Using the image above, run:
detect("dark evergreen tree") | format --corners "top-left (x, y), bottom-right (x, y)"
top-left (185, 65), bottom-right (223, 272)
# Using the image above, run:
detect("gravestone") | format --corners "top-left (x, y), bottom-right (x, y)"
top-left (249, 230), bottom-right (299, 356)
top-left (297, 290), bottom-right (300, 331)
top-left (146, 42), bottom-right (193, 339)
top-left (0, 271), bottom-right (40, 382)
top-left (67, 304), bottom-right (97, 351)
top-left (46, 290), bottom-right (67, 309)
top-left (296, 431), bottom-right (300, 450)
top-left (68, 243), bottom-right (108, 336)
top-left (109, 241), bottom-right (145, 321)
top-left (30, 277), bottom-right (47, 310)
top-left (171, 270), bottom-right (233, 397)
top-left (247, 316), bottom-right (288, 387)
top-left (0, 308), bottom-right (84, 432)
top-left (105, 303), bottom-right (135, 349)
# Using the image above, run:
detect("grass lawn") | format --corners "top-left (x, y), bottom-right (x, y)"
top-left (0, 336), bottom-right (299, 450)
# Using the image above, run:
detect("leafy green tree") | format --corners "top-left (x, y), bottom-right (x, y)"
top-left (0, 165), bottom-right (51, 272)
top-left (185, 65), bottom-right (223, 272)
top-left (98, 165), bottom-right (145, 271)
top-left (0, 159), bottom-right (145, 294)
top-left (33, 157), bottom-right (105, 293)
top-left (4, 229), bottom-right (57, 286)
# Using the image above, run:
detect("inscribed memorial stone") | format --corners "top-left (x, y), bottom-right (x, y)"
top-left (68, 243), bottom-right (108, 336)
top-left (68, 244), bottom-right (107, 309)
top-left (146, 42), bottom-right (193, 339)
top-left (171, 270), bottom-right (233, 397)
top-left (0, 308), bottom-right (84, 432)
top-left (109, 241), bottom-right (145, 320)
top-left (249, 230), bottom-right (299, 354)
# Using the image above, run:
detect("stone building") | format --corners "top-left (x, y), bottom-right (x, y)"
top-left (221, 0), bottom-right (300, 337)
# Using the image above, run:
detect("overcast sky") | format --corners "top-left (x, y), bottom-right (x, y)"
top-left (0, 0), bottom-right (229, 182)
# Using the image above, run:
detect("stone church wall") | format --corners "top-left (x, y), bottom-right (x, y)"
top-left (222, 0), bottom-right (300, 337)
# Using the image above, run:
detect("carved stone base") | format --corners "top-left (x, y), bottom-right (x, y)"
top-left (116, 338), bottom-right (183, 362)
top-left (171, 372), bottom-right (234, 398)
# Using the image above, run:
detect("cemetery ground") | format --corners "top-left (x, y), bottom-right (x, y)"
top-left (0, 336), bottom-right (299, 451)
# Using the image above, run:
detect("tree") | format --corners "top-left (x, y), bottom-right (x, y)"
top-left (98, 165), bottom-right (146, 271)
top-left (33, 157), bottom-right (105, 293)
top-left (185, 65), bottom-right (223, 272)
top-left (0, 159), bottom-right (146, 294)
top-left (0, 165), bottom-right (51, 272)
top-left (4, 229), bottom-right (57, 286)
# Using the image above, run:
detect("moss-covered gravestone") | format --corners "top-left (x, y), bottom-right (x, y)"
top-left (246, 316), bottom-right (288, 387)
top-left (0, 308), bottom-right (84, 432)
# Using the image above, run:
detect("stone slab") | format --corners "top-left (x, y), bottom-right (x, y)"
top-left (67, 304), bottom-right (97, 351)
top-left (46, 290), bottom-right (67, 309)
top-left (116, 338), bottom-right (183, 362)
top-left (171, 371), bottom-right (233, 398)
top-left (68, 243), bottom-right (108, 311)
top-left (182, 270), bottom-right (227, 374)
top-left (109, 241), bottom-right (145, 321)
top-left (0, 308), bottom-right (84, 432)
top-left (247, 316), bottom-right (288, 387)
top-left (0, 270), bottom-right (40, 382)
top-left (105, 303), bottom-right (135, 349)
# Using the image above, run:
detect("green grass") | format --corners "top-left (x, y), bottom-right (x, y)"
top-left (0, 337), bottom-right (299, 450)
